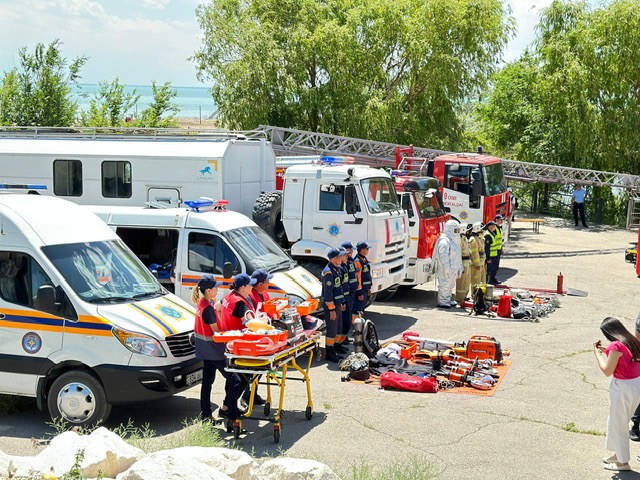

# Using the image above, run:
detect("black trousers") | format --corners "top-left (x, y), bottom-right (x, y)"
top-left (486, 257), bottom-right (499, 284)
top-left (200, 359), bottom-right (244, 421)
top-left (573, 202), bottom-right (587, 226)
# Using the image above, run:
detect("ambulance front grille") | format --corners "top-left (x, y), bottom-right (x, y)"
top-left (166, 331), bottom-right (195, 357)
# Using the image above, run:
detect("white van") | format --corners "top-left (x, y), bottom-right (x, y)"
top-left (0, 193), bottom-right (202, 426)
top-left (88, 200), bottom-right (322, 306)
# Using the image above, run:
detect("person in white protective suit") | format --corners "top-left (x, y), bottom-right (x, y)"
top-left (435, 219), bottom-right (464, 309)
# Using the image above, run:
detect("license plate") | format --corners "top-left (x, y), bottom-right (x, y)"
top-left (186, 369), bottom-right (203, 385)
top-left (393, 273), bottom-right (402, 284)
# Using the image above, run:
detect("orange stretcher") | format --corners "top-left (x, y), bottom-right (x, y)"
top-left (225, 331), bottom-right (321, 442)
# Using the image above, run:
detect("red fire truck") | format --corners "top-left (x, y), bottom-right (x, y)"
top-left (396, 147), bottom-right (512, 227)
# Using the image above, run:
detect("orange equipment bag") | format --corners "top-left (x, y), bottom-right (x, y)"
top-left (227, 337), bottom-right (288, 356)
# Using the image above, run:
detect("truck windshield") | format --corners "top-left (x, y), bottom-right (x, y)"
top-left (42, 240), bottom-right (162, 304)
top-left (482, 163), bottom-right (507, 196)
top-left (415, 189), bottom-right (447, 219)
top-left (361, 178), bottom-right (401, 213)
top-left (224, 226), bottom-right (294, 272)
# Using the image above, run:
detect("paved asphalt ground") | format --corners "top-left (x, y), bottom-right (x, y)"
top-left (2, 215), bottom-right (640, 479)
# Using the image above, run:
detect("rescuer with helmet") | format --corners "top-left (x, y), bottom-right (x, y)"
top-left (435, 219), bottom-right (463, 308)
top-left (469, 222), bottom-right (485, 289)
top-left (322, 248), bottom-right (345, 362)
top-left (455, 224), bottom-right (473, 305)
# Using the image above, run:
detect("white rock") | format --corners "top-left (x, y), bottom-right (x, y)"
top-left (117, 447), bottom-right (251, 480)
top-left (0, 450), bottom-right (25, 478)
top-left (14, 427), bottom-right (144, 478)
top-left (252, 458), bottom-right (340, 480)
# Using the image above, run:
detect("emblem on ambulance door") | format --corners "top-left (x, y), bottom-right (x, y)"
top-left (328, 223), bottom-right (340, 237)
top-left (22, 332), bottom-right (42, 354)
top-left (159, 306), bottom-right (182, 319)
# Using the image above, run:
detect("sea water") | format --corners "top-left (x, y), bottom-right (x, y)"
top-left (73, 83), bottom-right (217, 119)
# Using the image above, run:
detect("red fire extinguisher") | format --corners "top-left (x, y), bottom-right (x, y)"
top-left (556, 272), bottom-right (564, 294)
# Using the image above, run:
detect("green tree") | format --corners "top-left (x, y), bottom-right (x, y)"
top-left (0, 39), bottom-right (86, 126)
top-left (193, 0), bottom-right (513, 148)
top-left (80, 78), bottom-right (140, 127)
top-left (134, 81), bottom-right (180, 128)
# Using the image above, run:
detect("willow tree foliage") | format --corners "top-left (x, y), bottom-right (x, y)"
top-left (477, 0), bottom-right (640, 176)
top-left (193, 0), bottom-right (513, 148)
top-left (0, 39), bottom-right (86, 126)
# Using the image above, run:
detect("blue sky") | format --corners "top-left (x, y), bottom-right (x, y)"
top-left (0, 0), bottom-right (553, 88)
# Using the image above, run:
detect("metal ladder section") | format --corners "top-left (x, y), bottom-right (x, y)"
top-left (256, 125), bottom-right (640, 227)
top-left (0, 126), bottom-right (266, 141)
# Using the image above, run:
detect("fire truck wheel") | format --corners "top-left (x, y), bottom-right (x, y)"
top-left (47, 370), bottom-right (112, 427)
top-left (374, 285), bottom-right (398, 302)
top-left (253, 191), bottom-right (288, 247)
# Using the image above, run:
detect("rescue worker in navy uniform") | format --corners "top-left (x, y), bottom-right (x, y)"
top-left (334, 248), bottom-right (352, 354)
top-left (352, 241), bottom-right (373, 319)
top-left (484, 221), bottom-right (500, 285)
top-left (322, 248), bottom-right (345, 362)
top-left (192, 275), bottom-right (245, 434)
top-left (341, 241), bottom-right (358, 344)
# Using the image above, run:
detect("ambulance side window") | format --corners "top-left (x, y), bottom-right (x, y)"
top-left (0, 251), bottom-right (53, 310)
top-left (188, 232), bottom-right (240, 275)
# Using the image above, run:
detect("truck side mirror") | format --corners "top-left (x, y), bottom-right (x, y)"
top-left (345, 185), bottom-right (358, 215)
top-left (223, 261), bottom-right (234, 279)
top-left (35, 285), bottom-right (59, 315)
top-left (472, 179), bottom-right (482, 197)
top-left (401, 194), bottom-right (414, 218)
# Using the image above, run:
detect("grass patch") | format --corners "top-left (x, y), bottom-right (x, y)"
top-left (347, 455), bottom-right (438, 480)
top-left (323, 402), bottom-right (332, 410)
top-left (561, 422), bottom-right (604, 436)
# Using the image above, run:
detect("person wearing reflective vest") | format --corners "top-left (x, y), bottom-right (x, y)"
top-left (221, 273), bottom-right (257, 331)
top-left (352, 241), bottom-right (373, 318)
top-left (494, 214), bottom-right (505, 275)
top-left (322, 248), bottom-right (345, 363)
top-left (469, 222), bottom-right (485, 290)
top-left (334, 249), bottom-right (352, 354)
top-left (192, 275), bottom-right (244, 433)
top-left (455, 224), bottom-right (472, 305)
top-left (484, 221), bottom-right (500, 285)
top-left (339, 241), bottom-right (358, 349)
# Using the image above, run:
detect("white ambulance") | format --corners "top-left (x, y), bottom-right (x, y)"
top-left (0, 193), bottom-right (202, 426)
top-left (88, 199), bottom-right (322, 306)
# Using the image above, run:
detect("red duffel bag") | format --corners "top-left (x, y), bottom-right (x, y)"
top-left (379, 372), bottom-right (438, 393)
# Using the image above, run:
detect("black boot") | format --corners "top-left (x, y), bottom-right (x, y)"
top-left (630, 422), bottom-right (640, 442)
top-left (335, 343), bottom-right (349, 355)
top-left (325, 346), bottom-right (341, 363)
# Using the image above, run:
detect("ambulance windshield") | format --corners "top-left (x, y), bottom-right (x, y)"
top-left (43, 240), bottom-right (163, 303)
top-left (224, 226), bottom-right (294, 272)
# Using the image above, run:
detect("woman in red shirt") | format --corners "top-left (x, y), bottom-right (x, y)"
top-left (594, 317), bottom-right (640, 471)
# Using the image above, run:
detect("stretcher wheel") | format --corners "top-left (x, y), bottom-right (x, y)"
top-left (264, 402), bottom-right (271, 416)
top-left (233, 425), bottom-right (241, 439)
top-left (274, 425), bottom-right (281, 443)
top-left (305, 405), bottom-right (313, 420)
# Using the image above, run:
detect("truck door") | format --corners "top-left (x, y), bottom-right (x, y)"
top-left (0, 251), bottom-right (65, 395)
top-left (147, 187), bottom-right (182, 207)
top-left (180, 231), bottom-right (246, 301)
top-left (303, 183), bottom-right (363, 248)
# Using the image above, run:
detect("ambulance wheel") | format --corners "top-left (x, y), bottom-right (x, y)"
top-left (47, 371), bottom-right (111, 427)
top-left (253, 191), bottom-right (288, 247)
top-left (274, 426), bottom-right (281, 443)
top-left (305, 405), bottom-right (313, 420)
top-left (264, 402), bottom-right (271, 416)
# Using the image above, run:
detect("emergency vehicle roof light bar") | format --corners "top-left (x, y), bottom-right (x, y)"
top-left (184, 197), bottom-right (229, 212)
top-left (0, 183), bottom-right (47, 190)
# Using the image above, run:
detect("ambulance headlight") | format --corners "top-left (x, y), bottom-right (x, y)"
top-left (371, 268), bottom-right (384, 279)
top-left (113, 326), bottom-right (167, 357)
top-left (287, 294), bottom-right (304, 307)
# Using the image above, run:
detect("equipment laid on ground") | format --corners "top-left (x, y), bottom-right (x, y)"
top-left (402, 333), bottom-right (510, 363)
top-left (626, 243), bottom-right (637, 265)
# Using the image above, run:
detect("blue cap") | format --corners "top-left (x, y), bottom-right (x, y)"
top-left (233, 273), bottom-right (257, 288)
top-left (494, 214), bottom-right (504, 220)
top-left (341, 241), bottom-right (354, 250)
top-left (356, 241), bottom-right (371, 251)
top-left (327, 248), bottom-right (341, 259)
top-left (338, 248), bottom-right (348, 256)
top-left (484, 221), bottom-right (497, 229)
top-left (251, 268), bottom-right (274, 283)
top-left (197, 274), bottom-right (223, 291)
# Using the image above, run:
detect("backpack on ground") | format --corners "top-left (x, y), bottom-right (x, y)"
top-left (471, 284), bottom-right (488, 316)
top-left (362, 319), bottom-right (381, 358)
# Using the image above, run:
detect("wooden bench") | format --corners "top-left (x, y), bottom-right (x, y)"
top-left (513, 218), bottom-right (545, 233)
